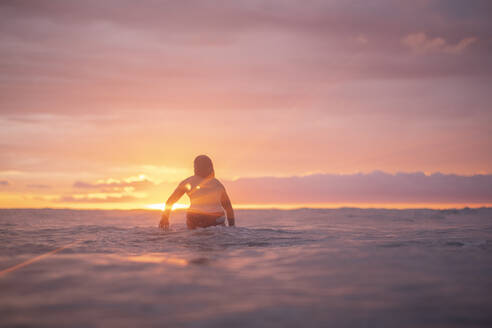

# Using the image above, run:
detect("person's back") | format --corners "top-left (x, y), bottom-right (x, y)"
top-left (182, 175), bottom-right (225, 214)
top-left (159, 155), bottom-right (235, 230)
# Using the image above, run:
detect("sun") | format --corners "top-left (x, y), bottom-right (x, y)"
top-left (146, 203), bottom-right (189, 211)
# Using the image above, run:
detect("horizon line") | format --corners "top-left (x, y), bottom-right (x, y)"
top-left (1, 203), bottom-right (491, 211)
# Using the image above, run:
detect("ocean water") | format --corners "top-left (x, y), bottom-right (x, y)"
top-left (1, 208), bottom-right (492, 327)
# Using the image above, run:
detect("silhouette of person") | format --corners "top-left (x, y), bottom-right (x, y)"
top-left (159, 155), bottom-right (235, 230)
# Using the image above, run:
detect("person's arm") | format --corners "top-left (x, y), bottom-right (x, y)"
top-left (159, 184), bottom-right (186, 229)
top-left (221, 189), bottom-right (235, 226)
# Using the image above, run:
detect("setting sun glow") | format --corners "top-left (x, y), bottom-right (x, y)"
top-left (0, 0), bottom-right (490, 210)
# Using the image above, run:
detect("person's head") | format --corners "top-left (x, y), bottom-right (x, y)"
top-left (194, 155), bottom-right (214, 178)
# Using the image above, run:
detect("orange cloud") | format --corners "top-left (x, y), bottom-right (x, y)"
top-left (26, 184), bottom-right (51, 189)
top-left (59, 194), bottom-right (141, 203)
top-left (73, 175), bottom-right (155, 192)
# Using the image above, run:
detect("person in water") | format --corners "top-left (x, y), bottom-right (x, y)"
top-left (159, 155), bottom-right (235, 230)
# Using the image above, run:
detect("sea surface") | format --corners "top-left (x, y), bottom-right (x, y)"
top-left (1, 208), bottom-right (492, 327)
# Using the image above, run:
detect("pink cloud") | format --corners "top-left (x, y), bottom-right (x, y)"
top-left (1, 0), bottom-right (491, 116)
top-left (223, 172), bottom-right (492, 204)
top-left (401, 32), bottom-right (477, 54)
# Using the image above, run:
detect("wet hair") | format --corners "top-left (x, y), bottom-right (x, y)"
top-left (194, 155), bottom-right (215, 178)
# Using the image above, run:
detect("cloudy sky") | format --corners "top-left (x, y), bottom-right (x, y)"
top-left (1, 0), bottom-right (491, 209)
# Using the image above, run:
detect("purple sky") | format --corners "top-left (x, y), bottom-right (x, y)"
top-left (0, 0), bottom-right (491, 208)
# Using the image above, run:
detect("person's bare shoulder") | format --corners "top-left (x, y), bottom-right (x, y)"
top-left (213, 178), bottom-right (226, 190)
top-left (178, 176), bottom-right (195, 189)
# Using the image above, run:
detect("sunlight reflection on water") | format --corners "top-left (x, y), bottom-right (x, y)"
top-left (124, 253), bottom-right (188, 266)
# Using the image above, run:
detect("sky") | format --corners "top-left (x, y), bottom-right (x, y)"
top-left (1, 0), bottom-right (491, 209)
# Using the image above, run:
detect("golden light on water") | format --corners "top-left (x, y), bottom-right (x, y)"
top-left (0, 248), bottom-right (189, 278)
top-left (124, 254), bottom-right (188, 266)
top-left (0, 241), bottom-right (79, 278)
